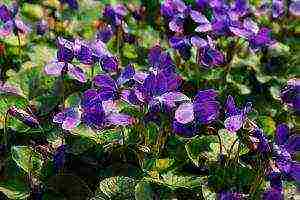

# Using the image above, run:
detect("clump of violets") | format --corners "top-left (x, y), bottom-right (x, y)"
top-left (160, 0), bottom-right (275, 65)
top-left (0, 3), bottom-right (30, 37)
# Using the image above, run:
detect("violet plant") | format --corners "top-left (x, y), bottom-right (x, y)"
top-left (0, 1), bottom-right (299, 199)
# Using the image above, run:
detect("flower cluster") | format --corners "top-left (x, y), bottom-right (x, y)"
top-left (161, 0), bottom-right (276, 66)
top-left (0, 3), bottom-right (30, 37)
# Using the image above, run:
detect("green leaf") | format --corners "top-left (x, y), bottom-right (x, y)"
top-left (68, 136), bottom-right (96, 155)
top-left (202, 184), bottom-right (217, 200)
top-left (218, 129), bottom-right (239, 156)
top-left (47, 174), bottom-right (93, 200)
top-left (123, 44), bottom-right (138, 59)
top-left (21, 3), bottom-right (44, 20)
top-left (135, 181), bottom-right (154, 200)
top-left (0, 179), bottom-right (30, 200)
top-left (148, 172), bottom-right (204, 190)
top-left (146, 122), bottom-right (160, 145)
top-left (11, 146), bottom-right (43, 176)
top-left (185, 135), bottom-right (220, 166)
top-left (257, 116), bottom-right (276, 137)
top-left (94, 176), bottom-right (137, 199)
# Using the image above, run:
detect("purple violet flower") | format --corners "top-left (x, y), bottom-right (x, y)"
top-left (97, 25), bottom-right (114, 43)
top-left (74, 38), bottom-right (94, 65)
top-left (191, 36), bottom-right (224, 67)
top-left (53, 107), bottom-right (81, 130)
top-left (0, 3), bottom-right (30, 37)
top-left (224, 95), bottom-right (252, 133)
top-left (289, 1), bottom-right (300, 17)
top-left (272, 0), bottom-right (285, 19)
top-left (36, 19), bottom-right (48, 35)
top-left (173, 89), bottom-right (220, 136)
top-left (44, 61), bottom-right (87, 83)
top-left (272, 123), bottom-right (300, 183)
top-left (103, 4), bottom-right (128, 27)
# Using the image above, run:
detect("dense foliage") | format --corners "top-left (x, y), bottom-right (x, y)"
top-left (0, 0), bottom-right (299, 199)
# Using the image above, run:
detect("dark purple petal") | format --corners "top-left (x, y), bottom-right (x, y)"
top-left (74, 39), bottom-right (94, 65)
top-left (231, 0), bottom-right (249, 16)
top-left (194, 89), bottom-right (218, 103)
top-left (175, 103), bottom-right (194, 124)
top-left (262, 188), bottom-right (283, 200)
top-left (290, 162), bottom-right (300, 183)
top-left (269, 171), bottom-right (282, 191)
top-left (148, 46), bottom-right (163, 67)
top-left (97, 89), bottom-right (117, 101)
top-left (57, 47), bottom-right (74, 63)
top-left (252, 128), bottom-right (271, 153)
top-left (81, 89), bottom-right (101, 109)
top-left (100, 56), bottom-right (118, 72)
top-left (173, 120), bottom-right (197, 137)
top-left (106, 113), bottom-right (134, 126)
top-left (82, 107), bottom-right (105, 128)
top-left (218, 191), bottom-right (242, 200)
top-left (194, 101), bottom-right (220, 124)
top-left (97, 25), bottom-right (114, 43)
top-left (117, 64), bottom-right (135, 85)
top-left (121, 89), bottom-right (144, 105)
top-left (36, 19), bottom-right (48, 35)
top-left (249, 27), bottom-right (274, 50)
top-left (285, 135), bottom-right (300, 153)
top-left (53, 145), bottom-right (66, 174)
top-left (67, 64), bottom-right (87, 83)
top-left (44, 61), bottom-right (65, 76)
top-left (201, 47), bottom-right (224, 67)
top-left (0, 4), bottom-right (12, 22)
top-left (275, 123), bottom-right (289, 145)
top-left (93, 74), bottom-right (117, 91)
